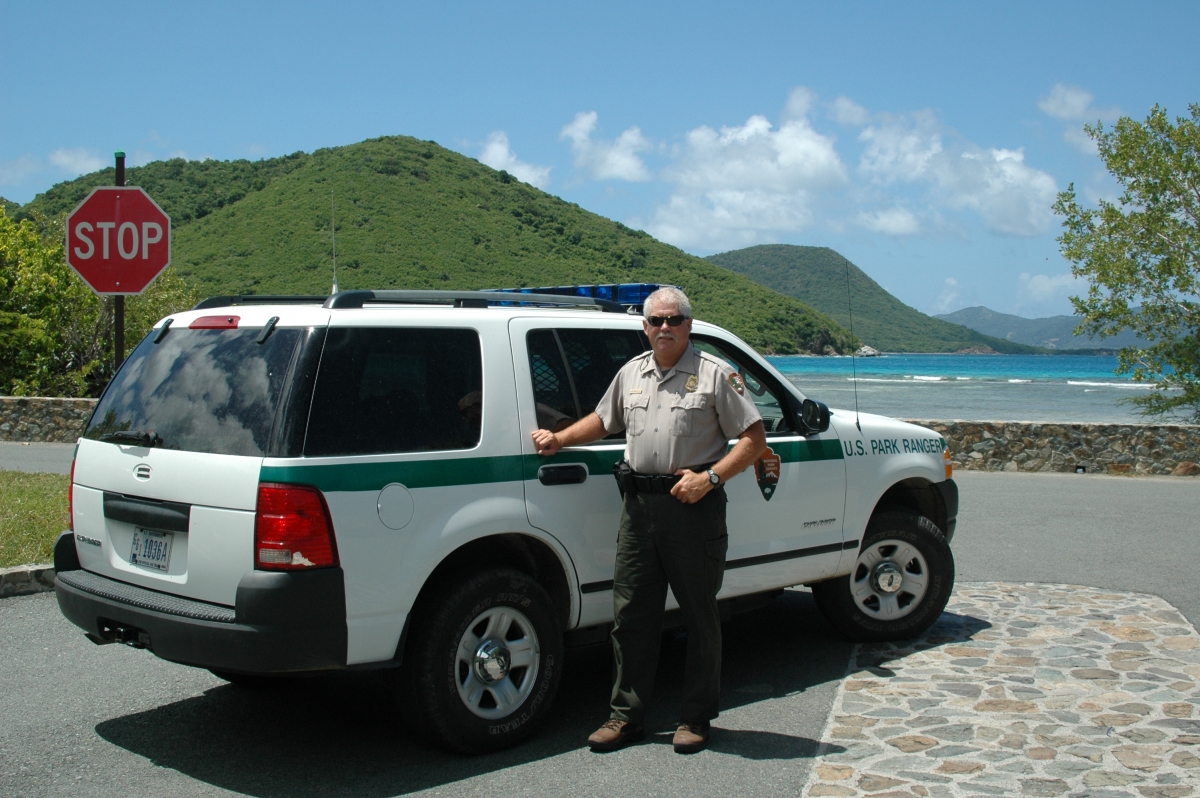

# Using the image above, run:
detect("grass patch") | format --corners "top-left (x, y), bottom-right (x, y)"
top-left (0, 470), bottom-right (68, 568)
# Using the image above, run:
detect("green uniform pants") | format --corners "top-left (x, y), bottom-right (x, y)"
top-left (609, 485), bottom-right (728, 725)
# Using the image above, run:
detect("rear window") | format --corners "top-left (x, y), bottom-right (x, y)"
top-left (85, 327), bottom-right (303, 456)
top-left (304, 327), bottom-right (483, 457)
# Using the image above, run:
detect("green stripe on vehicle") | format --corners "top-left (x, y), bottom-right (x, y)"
top-left (260, 437), bottom-right (842, 492)
top-left (261, 455), bottom-right (526, 492)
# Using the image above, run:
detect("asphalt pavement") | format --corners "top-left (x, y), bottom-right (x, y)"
top-left (0, 441), bottom-right (75, 474)
top-left (1, 467), bottom-right (1197, 796)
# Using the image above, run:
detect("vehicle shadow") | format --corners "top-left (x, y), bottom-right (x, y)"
top-left (93, 590), bottom-right (975, 796)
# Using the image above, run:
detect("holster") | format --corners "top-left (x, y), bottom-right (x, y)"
top-left (613, 459), bottom-right (634, 498)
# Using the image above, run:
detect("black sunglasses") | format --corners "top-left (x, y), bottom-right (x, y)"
top-left (646, 314), bottom-right (689, 328)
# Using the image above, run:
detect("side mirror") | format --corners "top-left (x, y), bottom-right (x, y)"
top-left (801, 399), bottom-right (830, 435)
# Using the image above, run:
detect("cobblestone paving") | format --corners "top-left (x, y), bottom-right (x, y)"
top-left (801, 582), bottom-right (1200, 797)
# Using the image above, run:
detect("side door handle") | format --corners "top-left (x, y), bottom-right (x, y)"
top-left (538, 464), bottom-right (588, 486)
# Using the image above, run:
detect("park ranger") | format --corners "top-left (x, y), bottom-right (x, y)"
top-left (531, 286), bottom-right (767, 754)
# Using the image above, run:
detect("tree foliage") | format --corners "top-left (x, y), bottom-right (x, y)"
top-left (1055, 104), bottom-right (1200, 421)
top-left (0, 208), bottom-right (200, 397)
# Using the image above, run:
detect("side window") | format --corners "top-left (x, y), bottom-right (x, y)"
top-left (305, 328), bottom-right (483, 456)
top-left (691, 337), bottom-right (796, 435)
top-left (526, 328), bottom-right (647, 436)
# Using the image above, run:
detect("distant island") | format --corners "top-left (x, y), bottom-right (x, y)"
top-left (935, 306), bottom-right (1147, 351)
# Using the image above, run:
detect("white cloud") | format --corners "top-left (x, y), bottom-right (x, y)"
top-left (783, 87), bottom-right (816, 120)
top-left (561, 111), bottom-right (651, 182)
top-left (0, 155), bottom-right (39, 186)
top-left (1038, 84), bottom-right (1120, 156)
top-left (478, 131), bottom-right (552, 189)
top-left (645, 100), bottom-right (848, 249)
top-left (938, 277), bottom-right (961, 312)
top-left (832, 96), bottom-right (870, 127)
top-left (857, 114), bottom-right (1058, 236)
top-left (48, 148), bottom-right (105, 176)
top-left (859, 111), bottom-right (943, 184)
top-left (858, 207), bottom-right (920, 236)
top-left (1019, 271), bottom-right (1080, 302)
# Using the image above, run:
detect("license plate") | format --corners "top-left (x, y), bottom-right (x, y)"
top-left (130, 528), bottom-right (174, 572)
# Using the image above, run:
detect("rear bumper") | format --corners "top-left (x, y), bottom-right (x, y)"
top-left (934, 478), bottom-right (959, 543)
top-left (55, 566), bottom-right (347, 674)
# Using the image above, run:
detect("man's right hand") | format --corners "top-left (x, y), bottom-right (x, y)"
top-left (532, 428), bottom-right (562, 456)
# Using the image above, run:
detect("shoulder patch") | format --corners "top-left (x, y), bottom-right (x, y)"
top-left (728, 373), bottom-right (745, 395)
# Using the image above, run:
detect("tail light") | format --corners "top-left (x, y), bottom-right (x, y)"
top-left (254, 483), bottom-right (338, 570)
top-left (944, 446), bottom-right (953, 478)
top-left (68, 457), bottom-right (76, 531)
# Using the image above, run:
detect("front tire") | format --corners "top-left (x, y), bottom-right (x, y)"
top-left (401, 568), bottom-right (564, 754)
top-left (812, 510), bottom-right (954, 642)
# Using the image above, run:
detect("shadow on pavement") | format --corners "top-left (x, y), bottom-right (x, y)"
top-left (95, 590), bottom-right (853, 796)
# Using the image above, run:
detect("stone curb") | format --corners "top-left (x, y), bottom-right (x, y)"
top-left (0, 564), bottom-right (56, 598)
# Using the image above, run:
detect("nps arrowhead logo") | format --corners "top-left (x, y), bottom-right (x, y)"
top-left (754, 447), bottom-right (781, 501)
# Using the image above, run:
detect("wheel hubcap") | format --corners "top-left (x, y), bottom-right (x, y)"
top-left (850, 539), bottom-right (930, 621)
top-left (473, 639), bottom-right (511, 683)
top-left (454, 605), bottom-right (540, 719)
top-left (872, 562), bottom-right (903, 593)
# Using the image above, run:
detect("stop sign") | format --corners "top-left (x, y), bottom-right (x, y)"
top-left (66, 187), bottom-right (171, 295)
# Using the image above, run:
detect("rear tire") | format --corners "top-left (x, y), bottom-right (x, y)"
top-left (812, 510), bottom-right (954, 642)
top-left (400, 567), bottom-right (564, 754)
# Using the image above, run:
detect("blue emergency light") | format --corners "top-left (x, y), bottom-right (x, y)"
top-left (487, 283), bottom-right (672, 311)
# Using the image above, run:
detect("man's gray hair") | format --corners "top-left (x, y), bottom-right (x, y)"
top-left (643, 286), bottom-right (692, 319)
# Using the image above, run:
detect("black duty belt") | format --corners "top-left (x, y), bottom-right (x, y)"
top-left (613, 460), bottom-right (716, 496)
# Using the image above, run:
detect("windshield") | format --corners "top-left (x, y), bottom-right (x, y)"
top-left (85, 327), bottom-right (302, 456)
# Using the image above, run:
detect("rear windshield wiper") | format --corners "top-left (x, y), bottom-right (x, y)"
top-left (98, 430), bottom-right (163, 447)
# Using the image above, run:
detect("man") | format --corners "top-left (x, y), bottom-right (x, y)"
top-left (531, 286), bottom-right (767, 754)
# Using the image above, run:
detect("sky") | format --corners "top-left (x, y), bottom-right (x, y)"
top-left (3, 1), bottom-right (1197, 319)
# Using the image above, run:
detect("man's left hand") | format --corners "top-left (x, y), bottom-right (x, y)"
top-left (671, 469), bottom-right (713, 504)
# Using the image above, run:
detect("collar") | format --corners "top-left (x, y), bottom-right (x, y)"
top-left (641, 344), bottom-right (699, 379)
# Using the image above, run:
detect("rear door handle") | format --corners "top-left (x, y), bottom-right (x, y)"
top-left (538, 464), bottom-right (588, 486)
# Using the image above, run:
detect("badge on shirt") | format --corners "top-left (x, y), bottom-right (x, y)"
top-left (685, 375), bottom-right (699, 393)
top-left (629, 388), bottom-right (643, 394)
top-left (728, 373), bottom-right (745, 395)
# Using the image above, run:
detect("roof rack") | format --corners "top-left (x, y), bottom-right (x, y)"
top-left (324, 289), bottom-right (626, 311)
top-left (192, 284), bottom-right (672, 313)
top-left (193, 295), bottom-right (328, 310)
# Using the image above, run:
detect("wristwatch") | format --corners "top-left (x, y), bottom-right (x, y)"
top-left (707, 468), bottom-right (721, 486)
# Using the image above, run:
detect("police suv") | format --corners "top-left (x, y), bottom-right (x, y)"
top-left (55, 284), bottom-right (959, 753)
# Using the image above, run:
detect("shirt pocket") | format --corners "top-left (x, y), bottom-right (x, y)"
top-left (670, 392), bottom-right (708, 437)
top-left (624, 394), bottom-right (651, 436)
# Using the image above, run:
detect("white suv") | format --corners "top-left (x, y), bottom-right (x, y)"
top-left (55, 285), bottom-right (958, 753)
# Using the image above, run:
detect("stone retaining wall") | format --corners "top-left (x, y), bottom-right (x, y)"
top-left (0, 397), bottom-right (97, 442)
top-left (905, 419), bottom-right (1200, 476)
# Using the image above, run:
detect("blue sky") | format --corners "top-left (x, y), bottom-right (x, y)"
top-left (3, 1), bottom-right (1197, 318)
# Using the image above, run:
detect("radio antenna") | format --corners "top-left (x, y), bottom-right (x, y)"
top-left (330, 192), bottom-right (339, 295)
top-left (845, 258), bottom-right (862, 432)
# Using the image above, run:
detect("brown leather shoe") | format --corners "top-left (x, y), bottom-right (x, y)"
top-left (673, 721), bottom-right (710, 753)
top-left (587, 718), bottom-right (644, 751)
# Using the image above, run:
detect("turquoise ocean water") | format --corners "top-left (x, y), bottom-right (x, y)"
top-left (766, 354), bottom-right (1170, 423)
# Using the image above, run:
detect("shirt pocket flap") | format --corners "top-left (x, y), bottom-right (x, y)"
top-left (626, 394), bottom-right (651, 410)
top-left (679, 393), bottom-right (707, 410)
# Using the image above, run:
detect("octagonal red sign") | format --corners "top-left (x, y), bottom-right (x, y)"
top-left (66, 187), bottom-right (171, 295)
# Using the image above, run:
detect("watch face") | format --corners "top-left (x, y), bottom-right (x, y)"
top-left (709, 470), bottom-right (720, 484)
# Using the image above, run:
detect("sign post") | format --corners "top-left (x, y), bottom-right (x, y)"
top-left (65, 152), bottom-right (171, 372)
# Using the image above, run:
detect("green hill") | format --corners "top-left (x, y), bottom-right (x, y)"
top-left (936, 306), bottom-right (1148, 350)
top-left (1, 197), bottom-right (19, 217)
top-left (20, 138), bottom-right (855, 356)
top-left (706, 244), bottom-right (1047, 354)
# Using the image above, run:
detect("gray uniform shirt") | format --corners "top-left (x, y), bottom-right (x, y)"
top-left (595, 344), bottom-right (762, 475)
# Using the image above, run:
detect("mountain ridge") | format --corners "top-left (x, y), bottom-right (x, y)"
top-left (705, 244), bottom-right (1048, 354)
top-left (936, 306), bottom-right (1147, 350)
top-left (17, 138), bottom-right (856, 356)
